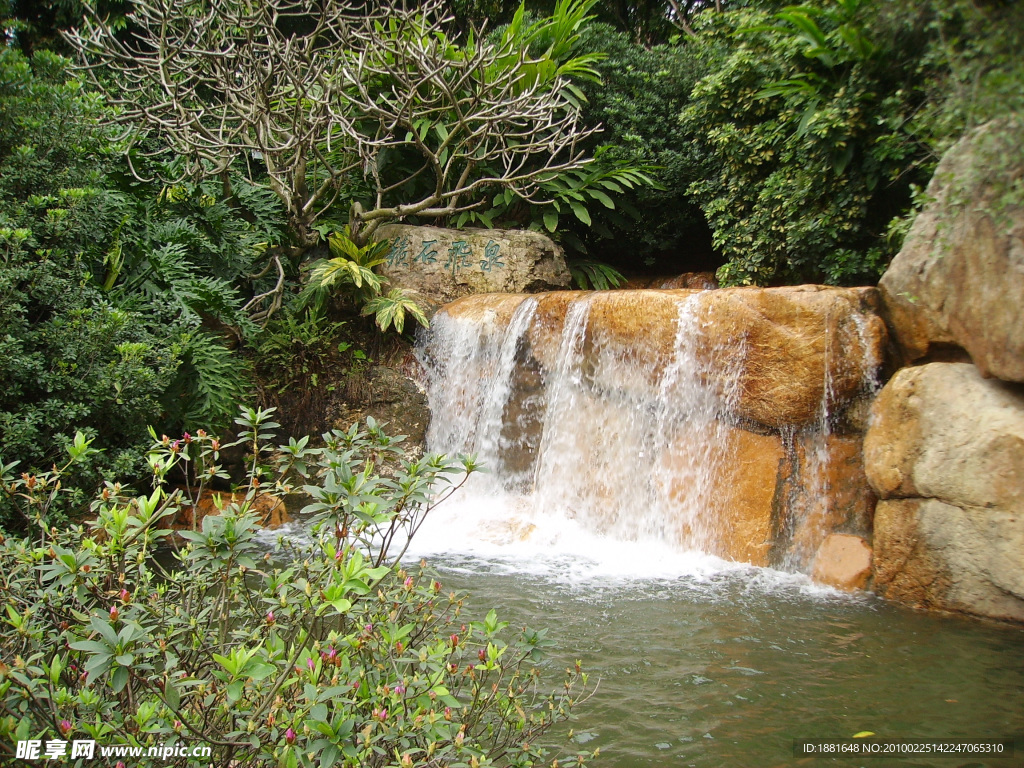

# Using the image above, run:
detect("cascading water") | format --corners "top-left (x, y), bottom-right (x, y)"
top-left (414, 287), bottom-right (883, 575)
top-left (260, 286), bottom-right (1024, 768)
top-left (395, 287), bottom-right (1024, 768)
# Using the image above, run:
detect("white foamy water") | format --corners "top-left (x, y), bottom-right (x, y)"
top-left (401, 490), bottom-right (849, 601)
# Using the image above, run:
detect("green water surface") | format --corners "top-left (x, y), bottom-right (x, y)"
top-left (429, 557), bottom-right (1024, 768)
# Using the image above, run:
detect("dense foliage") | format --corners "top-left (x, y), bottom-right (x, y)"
top-left (0, 49), bottom-right (287, 526)
top-left (0, 411), bottom-right (592, 767)
top-left (1, 0), bottom-right (1021, 510)
top-left (679, 1), bottom-right (936, 284)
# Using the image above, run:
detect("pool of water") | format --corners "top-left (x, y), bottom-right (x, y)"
top-left (266, 493), bottom-right (1024, 767)
top-left (428, 556), bottom-right (1023, 768)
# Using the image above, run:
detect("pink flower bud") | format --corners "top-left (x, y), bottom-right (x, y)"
top-left (109, 605), bottom-right (119, 622)
top-left (266, 611), bottom-right (275, 625)
top-left (285, 727), bottom-right (296, 745)
top-left (449, 634), bottom-right (459, 648)
top-left (59, 720), bottom-right (72, 736)
top-left (478, 649), bottom-right (486, 662)
top-left (306, 658), bottom-right (315, 671)
top-left (119, 589), bottom-right (131, 603)
top-left (444, 706), bottom-right (452, 720)
top-left (403, 576), bottom-right (413, 591)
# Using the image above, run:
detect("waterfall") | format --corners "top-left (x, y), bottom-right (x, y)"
top-left (415, 288), bottom-right (883, 573)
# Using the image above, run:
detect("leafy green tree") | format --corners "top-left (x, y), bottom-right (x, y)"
top-left (66, 0), bottom-right (612, 290)
top-left (680, 0), bottom-right (936, 285)
top-left (566, 22), bottom-right (714, 270)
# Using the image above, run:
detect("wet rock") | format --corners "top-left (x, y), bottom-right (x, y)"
top-left (177, 489), bottom-right (290, 530)
top-left (523, 287), bottom-right (885, 429)
top-left (683, 426), bottom-right (785, 567)
top-left (784, 434), bottom-right (876, 569)
top-left (621, 272), bottom-right (719, 290)
top-left (376, 225), bottom-right (570, 306)
top-left (874, 499), bottom-right (1024, 622)
top-left (878, 117), bottom-right (1024, 380)
top-left (865, 363), bottom-right (1024, 621)
top-left (811, 534), bottom-right (873, 591)
top-left (691, 286), bottom-right (886, 429)
top-left (654, 272), bottom-right (719, 290)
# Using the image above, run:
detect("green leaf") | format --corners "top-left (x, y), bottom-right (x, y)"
top-left (543, 210), bottom-right (558, 232)
top-left (111, 665), bottom-right (129, 693)
top-left (570, 202), bottom-right (591, 226)
top-left (588, 189), bottom-right (615, 209)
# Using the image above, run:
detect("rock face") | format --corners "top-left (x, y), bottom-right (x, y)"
top-left (812, 534), bottom-right (873, 591)
top-left (878, 117), bottom-right (1024, 381)
top-left (510, 286), bottom-right (887, 428)
top-left (865, 363), bottom-right (1024, 621)
top-left (691, 286), bottom-right (885, 428)
top-left (376, 224), bottom-right (571, 306)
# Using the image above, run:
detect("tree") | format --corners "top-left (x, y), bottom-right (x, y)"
top-left (680, 0), bottom-right (937, 285)
top-left (66, 0), bottom-right (604, 317)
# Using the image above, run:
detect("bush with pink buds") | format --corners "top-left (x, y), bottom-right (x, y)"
top-left (0, 408), bottom-right (592, 767)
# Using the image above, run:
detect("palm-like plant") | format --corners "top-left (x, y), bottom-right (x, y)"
top-left (304, 228), bottom-right (429, 335)
top-left (306, 228), bottom-right (390, 303)
top-left (361, 289), bottom-right (430, 334)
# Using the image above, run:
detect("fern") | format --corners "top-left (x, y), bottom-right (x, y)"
top-left (162, 331), bottom-right (251, 431)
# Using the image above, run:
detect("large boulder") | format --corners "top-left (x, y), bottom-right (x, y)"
top-left (878, 117), bottom-right (1024, 381)
top-left (864, 363), bottom-right (1024, 621)
top-left (522, 287), bottom-right (885, 429)
top-left (376, 225), bottom-right (571, 306)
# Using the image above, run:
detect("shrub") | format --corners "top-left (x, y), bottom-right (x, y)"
top-left (680, 1), bottom-right (937, 285)
top-left (0, 409), bottom-right (593, 767)
top-left (0, 48), bottom-right (272, 526)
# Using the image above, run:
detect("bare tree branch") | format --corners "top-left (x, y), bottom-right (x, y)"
top-left (66, 0), bottom-right (600, 321)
